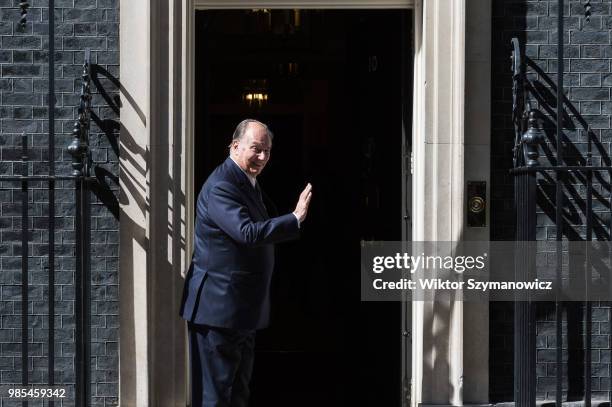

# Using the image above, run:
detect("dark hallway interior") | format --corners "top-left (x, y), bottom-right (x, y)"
top-left (194, 9), bottom-right (411, 406)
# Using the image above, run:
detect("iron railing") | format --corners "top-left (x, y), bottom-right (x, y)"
top-left (0, 2), bottom-right (95, 405)
top-left (511, 0), bottom-right (609, 405)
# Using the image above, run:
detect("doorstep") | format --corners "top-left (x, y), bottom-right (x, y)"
top-left (421, 402), bottom-right (610, 407)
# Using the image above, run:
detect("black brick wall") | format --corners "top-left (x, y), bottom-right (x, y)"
top-left (0, 1), bottom-right (119, 406)
top-left (492, 0), bottom-right (612, 402)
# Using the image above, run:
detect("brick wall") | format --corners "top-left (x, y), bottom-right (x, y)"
top-left (492, 0), bottom-right (612, 402)
top-left (0, 1), bottom-right (119, 406)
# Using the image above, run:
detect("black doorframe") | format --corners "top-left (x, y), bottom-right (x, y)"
top-left (400, 10), bottom-right (413, 407)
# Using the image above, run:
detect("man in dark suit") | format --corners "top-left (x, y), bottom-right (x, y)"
top-left (180, 119), bottom-right (312, 407)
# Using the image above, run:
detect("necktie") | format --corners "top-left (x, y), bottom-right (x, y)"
top-left (254, 182), bottom-right (268, 216)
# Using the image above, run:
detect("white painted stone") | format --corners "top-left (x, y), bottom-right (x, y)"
top-left (118, 0), bottom-right (493, 405)
top-left (119, 1), bottom-right (188, 406)
top-left (411, 0), bottom-right (491, 404)
top-left (119, 0), bottom-right (151, 405)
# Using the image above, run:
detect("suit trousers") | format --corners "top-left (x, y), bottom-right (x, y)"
top-left (188, 323), bottom-right (256, 407)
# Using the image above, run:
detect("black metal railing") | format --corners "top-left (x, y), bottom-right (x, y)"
top-left (0, 2), bottom-right (95, 405)
top-left (511, 0), bottom-right (610, 404)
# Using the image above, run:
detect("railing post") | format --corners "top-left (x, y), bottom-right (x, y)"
top-left (66, 50), bottom-right (92, 407)
top-left (555, 1), bottom-right (565, 405)
top-left (20, 133), bottom-right (29, 407)
top-left (511, 36), bottom-right (534, 406)
top-left (47, 2), bottom-right (56, 404)
top-left (513, 174), bottom-right (536, 406)
top-left (514, 111), bottom-right (542, 406)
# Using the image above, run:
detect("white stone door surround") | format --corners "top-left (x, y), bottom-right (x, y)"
top-left (118, 0), bottom-right (490, 405)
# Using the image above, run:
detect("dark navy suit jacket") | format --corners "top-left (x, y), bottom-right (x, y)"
top-left (180, 157), bottom-right (300, 330)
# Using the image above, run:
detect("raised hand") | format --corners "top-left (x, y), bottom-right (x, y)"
top-left (293, 183), bottom-right (313, 223)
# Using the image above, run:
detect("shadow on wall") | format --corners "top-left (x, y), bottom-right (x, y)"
top-left (91, 61), bottom-right (188, 252)
top-left (491, 0), bottom-right (612, 400)
top-left (526, 55), bottom-right (611, 401)
top-left (108, 1), bottom-right (190, 401)
top-left (502, 39), bottom-right (612, 402)
top-left (90, 64), bottom-right (121, 221)
top-left (89, 61), bottom-right (151, 405)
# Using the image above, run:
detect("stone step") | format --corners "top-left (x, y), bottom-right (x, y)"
top-left (422, 403), bottom-right (611, 407)
top-left (495, 402), bottom-right (611, 407)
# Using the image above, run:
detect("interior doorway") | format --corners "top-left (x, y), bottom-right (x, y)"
top-left (193, 9), bottom-right (412, 406)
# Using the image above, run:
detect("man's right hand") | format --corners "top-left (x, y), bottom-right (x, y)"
top-left (293, 183), bottom-right (312, 223)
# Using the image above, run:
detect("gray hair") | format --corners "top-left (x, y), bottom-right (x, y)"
top-left (230, 119), bottom-right (274, 147)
